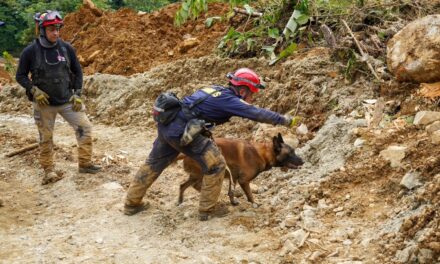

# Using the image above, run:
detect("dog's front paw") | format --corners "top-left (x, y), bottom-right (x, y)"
top-left (252, 203), bottom-right (260, 209)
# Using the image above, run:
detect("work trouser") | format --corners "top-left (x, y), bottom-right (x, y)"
top-left (33, 102), bottom-right (93, 171)
top-left (125, 132), bottom-right (226, 213)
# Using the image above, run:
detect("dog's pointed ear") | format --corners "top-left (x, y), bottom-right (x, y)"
top-left (277, 133), bottom-right (284, 143)
top-left (273, 135), bottom-right (282, 153)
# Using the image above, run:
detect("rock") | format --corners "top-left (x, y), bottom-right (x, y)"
top-left (279, 239), bottom-right (298, 256)
top-left (379, 145), bottom-right (407, 168)
top-left (425, 120), bottom-right (440, 133)
top-left (418, 248), bottom-right (434, 264)
top-left (178, 38), bottom-right (200, 53)
top-left (289, 229), bottom-right (308, 246)
top-left (342, 239), bottom-right (352, 246)
top-left (400, 171), bottom-right (422, 189)
top-left (309, 251), bottom-right (323, 261)
top-left (387, 15), bottom-right (440, 83)
top-left (394, 244), bottom-right (418, 263)
top-left (431, 130), bottom-right (440, 144)
top-left (296, 123), bottom-right (308, 135)
top-left (200, 256), bottom-right (215, 264)
top-left (317, 199), bottom-right (329, 209)
top-left (250, 183), bottom-right (258, 193)
top-left (353, 138), bottom-right (365, 147)
top-left (284, 214), bottom-right (297, 228)
top-left (413, 111), bottom-right (440, 125)
top-left (353, 119), bottom-right (368, 127)
top-left (102, 182), bottom-right (123, 190)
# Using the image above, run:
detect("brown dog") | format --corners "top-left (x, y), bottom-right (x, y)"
top-left (178, 133), bottom-right (304, 207)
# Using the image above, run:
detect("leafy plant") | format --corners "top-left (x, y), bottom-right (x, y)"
top-left (3, 51), bottom-right (17, 77)
top-left (174, 0), bottom-right (250, 26)
top-left (282, 9), bottom-right (309, 40)
top-left (174, 0), bottom-right (209, 27)
top-left (269, 42), bottom-right (297, 65)
top-left (205, 16), bottom-right (222, 28)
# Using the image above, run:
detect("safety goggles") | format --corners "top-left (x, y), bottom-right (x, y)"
top-left (226, 72), bottom-right (266, 90)
top-left (44, 11), bottom-right (62, 21)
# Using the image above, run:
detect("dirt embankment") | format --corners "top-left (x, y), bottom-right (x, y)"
top-left (61, 3), bottom-right (229, 76)
top-left (1, 1), bottom-right (440, 262)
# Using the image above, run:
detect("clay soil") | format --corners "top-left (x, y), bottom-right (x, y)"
top-left (61, 3), bottom-right (229, 76)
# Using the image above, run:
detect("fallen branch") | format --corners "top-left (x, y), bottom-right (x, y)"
top-left (70, 22), bottom-right (89, 44)
top-left (305, 240), bottom-right (330, 252)
top-left (6, 143), bottom-right (39, 158)
top-left (341, 19), bottom-right (381, 82)
top-left (233, 7), bottom-right (262, 17)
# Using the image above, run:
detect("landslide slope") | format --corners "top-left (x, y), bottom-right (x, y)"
top-left (61, 3), bottom-right (229, 76)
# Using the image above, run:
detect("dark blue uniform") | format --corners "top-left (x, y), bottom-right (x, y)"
top-left (125, 85), bottom-right (288, 213)
top-left (151, 85), bottom-right (287, 173)
top-left (162, 85), bottom-right (286, 139)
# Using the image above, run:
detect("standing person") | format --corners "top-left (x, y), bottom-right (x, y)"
top-left (16, 11), bottom-right (101, 185)
top-left (124, 68), bottom-right (297, 221)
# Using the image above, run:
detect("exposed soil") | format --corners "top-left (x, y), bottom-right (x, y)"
top-left (61, 3), bottom-right (229, 76)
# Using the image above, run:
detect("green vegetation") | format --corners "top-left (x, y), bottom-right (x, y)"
top-left (3, 51), bottom-right (17, 78)
top-left (0, 0), bottom-right (177, 55)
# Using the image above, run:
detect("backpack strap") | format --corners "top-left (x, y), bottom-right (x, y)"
top-left (32, 39), bottom-right (43, 85)
top-left (58, 40), bottom-right (71, 72)
top-left (188, 86), bottom-right (222, 109)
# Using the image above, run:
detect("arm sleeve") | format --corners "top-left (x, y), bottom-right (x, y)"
top-left (225, 96), bottom-right (287, 125)
top-left (66, 43), bottom-right (83, 91)
top-left (15, 46), bottom-right (34, 91)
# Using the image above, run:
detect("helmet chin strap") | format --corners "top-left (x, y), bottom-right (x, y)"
top-left (38, 27), bottom-right (57, 48)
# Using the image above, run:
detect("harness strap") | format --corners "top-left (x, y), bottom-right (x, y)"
top-left (188, 87), bottom-right (220, 109)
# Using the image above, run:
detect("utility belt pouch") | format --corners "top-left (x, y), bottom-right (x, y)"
top-left (181, 119), bottom-right (210, 146)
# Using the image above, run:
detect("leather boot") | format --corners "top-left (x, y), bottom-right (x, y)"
top-left (79, 164), bottom-right (102, 174)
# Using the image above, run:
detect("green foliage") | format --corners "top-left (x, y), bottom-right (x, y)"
top-left (0, 0), bottom-right (82, 54)
top-left (3, 51), bottom-right (17, 77)
top-left (205, 16), bottom-right (222, 28)
top-left (282, 9), bottom-right (309, 40)
top-left (269, 42), bottom-right (297, 65)
top-left (174, 0), bottom-right (209, 27)
top-left (218, 27), bottom-right (258, 55)
top-left (124, 0), bottom-right (174, 12)
top-left (174, 0), bottom-right (251, 27)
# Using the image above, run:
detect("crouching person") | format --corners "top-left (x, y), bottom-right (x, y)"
top-left (124, 68), bottom-right (297, 221)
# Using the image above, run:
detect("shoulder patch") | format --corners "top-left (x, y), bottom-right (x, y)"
top-left (201, 87), bottom-right (221, 97)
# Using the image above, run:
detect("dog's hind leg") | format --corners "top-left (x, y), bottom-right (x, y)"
top-left (178, 176), bottom-right (199, 205)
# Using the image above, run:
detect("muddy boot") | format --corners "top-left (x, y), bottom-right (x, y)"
top-left (123, 202), bottom-right (149, 216)
top-left (42, 170), bottom-right (63, 185)
top-left (199, 204), bottom-right (229, 221)
top-left (79, 164), bottom-right (102, 174)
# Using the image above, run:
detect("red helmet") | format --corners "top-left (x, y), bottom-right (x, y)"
top-left (35, 11), bottom-right (64, 28)
top-left (227, 68), bottom-right (265, 93)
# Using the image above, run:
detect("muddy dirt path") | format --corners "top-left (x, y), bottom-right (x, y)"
top-left (0, 112), bottom-right (398, 264)
top-left (0, 114), bottom-right (288, 263)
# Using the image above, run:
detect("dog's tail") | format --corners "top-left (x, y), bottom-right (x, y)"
top-left (226, 164), bottom-right (235, 199)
